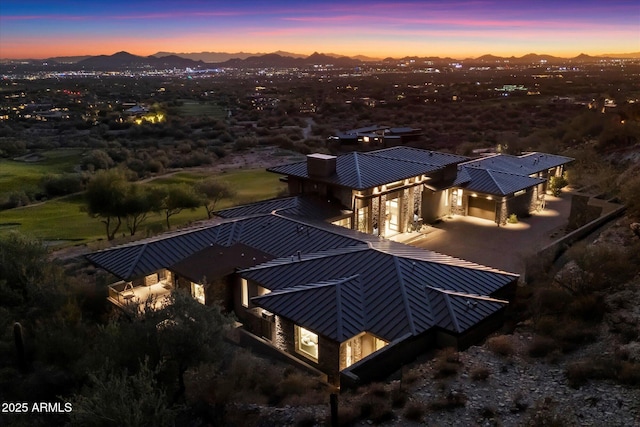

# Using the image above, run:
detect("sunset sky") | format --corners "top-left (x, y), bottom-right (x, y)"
top-left (1, 0), bottom-right (638, 60)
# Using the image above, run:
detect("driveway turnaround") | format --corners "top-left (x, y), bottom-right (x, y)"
top-left (412, 193), bottom-right (571, 274)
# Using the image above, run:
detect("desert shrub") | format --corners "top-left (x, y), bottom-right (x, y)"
top-left (41, 173), bottom-right (86, 197)
top-left (618, 361), bottom-right (640, 385)
top-left (433, 348), bottom-right (462, 378)
top-left (555, 319), bottom-right (598, 352)
top-left (0, 190), bottom-right (33, 209)
top-left (403, 401), bottom-right (425, 422)
top-left (363, 382), bottom-right (388, 398)
top-left (335, 405), bottom-right (359, 427)
top-left (486, 335), bottom-right (515, 357)
top-left (566, 361), bottom-right (598, 388)
top-left (566, 243), bottom-right (636, 292)
top-left (428, 390), bottom-right (467, 411)
top-left (528, 335), bottom-right (559, 358)
top-left (210, 146), bottom-right (226, 158)
top-left (534, 287), bottom-right (571, 316)
top-left (525, 397), bottom-right (575, 426)
top-left (359, 396), bottom-right (394, 423)
top-left (567, 294), bottom-right (605, 323)
top-left (390, 388), bottom-right (407, 408)
top-left (478, 406), bottom-right (498, 420)
top-left (401, 367), bottom-right (422, 386)
top-left (470, 365), bottom-right (490, 381)
top-left (512, 391), bottom-right (530, 412)
top-left (294, 414), bottom-right (318, 427)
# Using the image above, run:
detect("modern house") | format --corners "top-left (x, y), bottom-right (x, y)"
top-left (331, 126), bottom-right (423, 145)
top-left (86, 212), bottom-right (517, 386)
top-left (267, 147), bottom-right (572, 232)
top-left (86, 146), bottom-right (571, 387)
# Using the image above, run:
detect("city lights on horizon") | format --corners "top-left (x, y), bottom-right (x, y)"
top-left (1, 0), bottom-right (638, 60)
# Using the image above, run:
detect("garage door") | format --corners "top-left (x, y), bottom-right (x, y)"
top-left (468, 196), bottom-right (496, 221)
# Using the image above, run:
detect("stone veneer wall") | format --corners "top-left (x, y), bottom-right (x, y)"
top-left (372, 196), bottom-right (380, 235)
top-left (451, 190), bottom-right (466, 216)
top-left (274, 316), bottom-right (341, 384)
top-left (498, 197), bottom-right (508, 225)
top-left (413, 186), bottom-right (423, 218)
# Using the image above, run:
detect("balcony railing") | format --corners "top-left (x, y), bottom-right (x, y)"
top-left (108, 280), bottom-right (173, 311)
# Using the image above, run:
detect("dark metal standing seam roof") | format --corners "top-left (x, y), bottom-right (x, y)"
top-left (461, 152), bottom-right (573, 176)
top-left (252, 275), bottom-right (367, 342)
top-left (243, 245), bottom-right (517, 343)
top-left (85, 214), bottom-right (368, 281)
top-left (459, 166), bottom-right (545, 196)
top-left (215, 195), bottom-right (350, 221)
top-left (170, 243), bottom-right (274, 284)
top-left (426, 287), bottom-right (507, 334)
top-left (369, 146), bottom-right (469, 167)
top-left (214, 197), bottom-right (299, 218)
top-left (268, 151), bottom-right (443, 190)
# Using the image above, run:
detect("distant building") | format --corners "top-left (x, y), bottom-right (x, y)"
top-left (330, 125), bottom-right (423, 145)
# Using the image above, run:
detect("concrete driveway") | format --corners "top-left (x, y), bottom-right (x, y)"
top-left (410, 193), bottom-right (572, 275)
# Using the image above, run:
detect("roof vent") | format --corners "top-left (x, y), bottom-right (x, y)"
top-left (307, 153), bottom-right (337, 177)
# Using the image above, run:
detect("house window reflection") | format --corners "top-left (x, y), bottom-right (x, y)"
top-left (295, 325), bottom-right (319, 361)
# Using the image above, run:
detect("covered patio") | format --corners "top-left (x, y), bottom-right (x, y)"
top-left (108, 280), bottom-right (173, 311)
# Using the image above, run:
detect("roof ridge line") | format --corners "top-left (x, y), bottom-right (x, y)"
top-left (125, 243), bottom-right (148, 279)
top-left (442, 293), bottom-right (461, 333)
top-left (335, 275), bottom-right (344, 341)
top-left (425, 285), bottom-right (509, 303)
top-left (393, 256), bottom-right (417, 335)
top-left (256, 274), bottom-right (360, 297)
top-left (486, 169), bottom-right (507, 195)
top-left (352, 152), bottom-right (363, 189)
top-left (459, 153), bottom-right (501, 166)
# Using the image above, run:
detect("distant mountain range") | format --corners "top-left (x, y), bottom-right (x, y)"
top-left (3, 50), bottom-right (639, 71)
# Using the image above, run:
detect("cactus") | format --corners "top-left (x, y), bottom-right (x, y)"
top-left (13, 322), bottom-right (26, 371)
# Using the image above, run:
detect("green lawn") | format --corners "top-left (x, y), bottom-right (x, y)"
top-left (0, 149), bottom-right (84, 196)
top-left (150, 169), bottom-right (285, 204)
top-left (176, 100), bottom-right (226, 118)
top-left (0, 168), bottom-right (286, 247)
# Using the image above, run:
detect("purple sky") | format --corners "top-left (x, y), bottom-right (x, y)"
top-left (1, 0), bottom-right (638, 59)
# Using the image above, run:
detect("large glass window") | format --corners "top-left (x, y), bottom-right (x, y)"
top-left (295, 325), bottom-right (319, 361)
top-left (356, 207), bottom-right (369, 232)
top-left (385, 197), bottom-right (400, 234)
top-left (191, 282), bottom-right (205, 305)
top-left (241, 279), bottom-right (249, 308)
top-left (340, 333), bottom-right (388, 370)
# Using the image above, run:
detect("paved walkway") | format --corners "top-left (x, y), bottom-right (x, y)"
top-left (410, 193), bottom-right (572, 274)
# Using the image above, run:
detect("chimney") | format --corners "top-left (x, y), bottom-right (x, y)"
top-left (307, 153), bottom-right (337, 177)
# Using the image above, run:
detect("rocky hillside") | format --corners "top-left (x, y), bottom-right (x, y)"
top-left (225, 218), bottom-right (640, 426)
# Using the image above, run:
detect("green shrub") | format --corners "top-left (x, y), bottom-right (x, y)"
top-left (549, 175), bottom-right (568, 196)
top-left (507, 213), bottom-right (518, 223)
